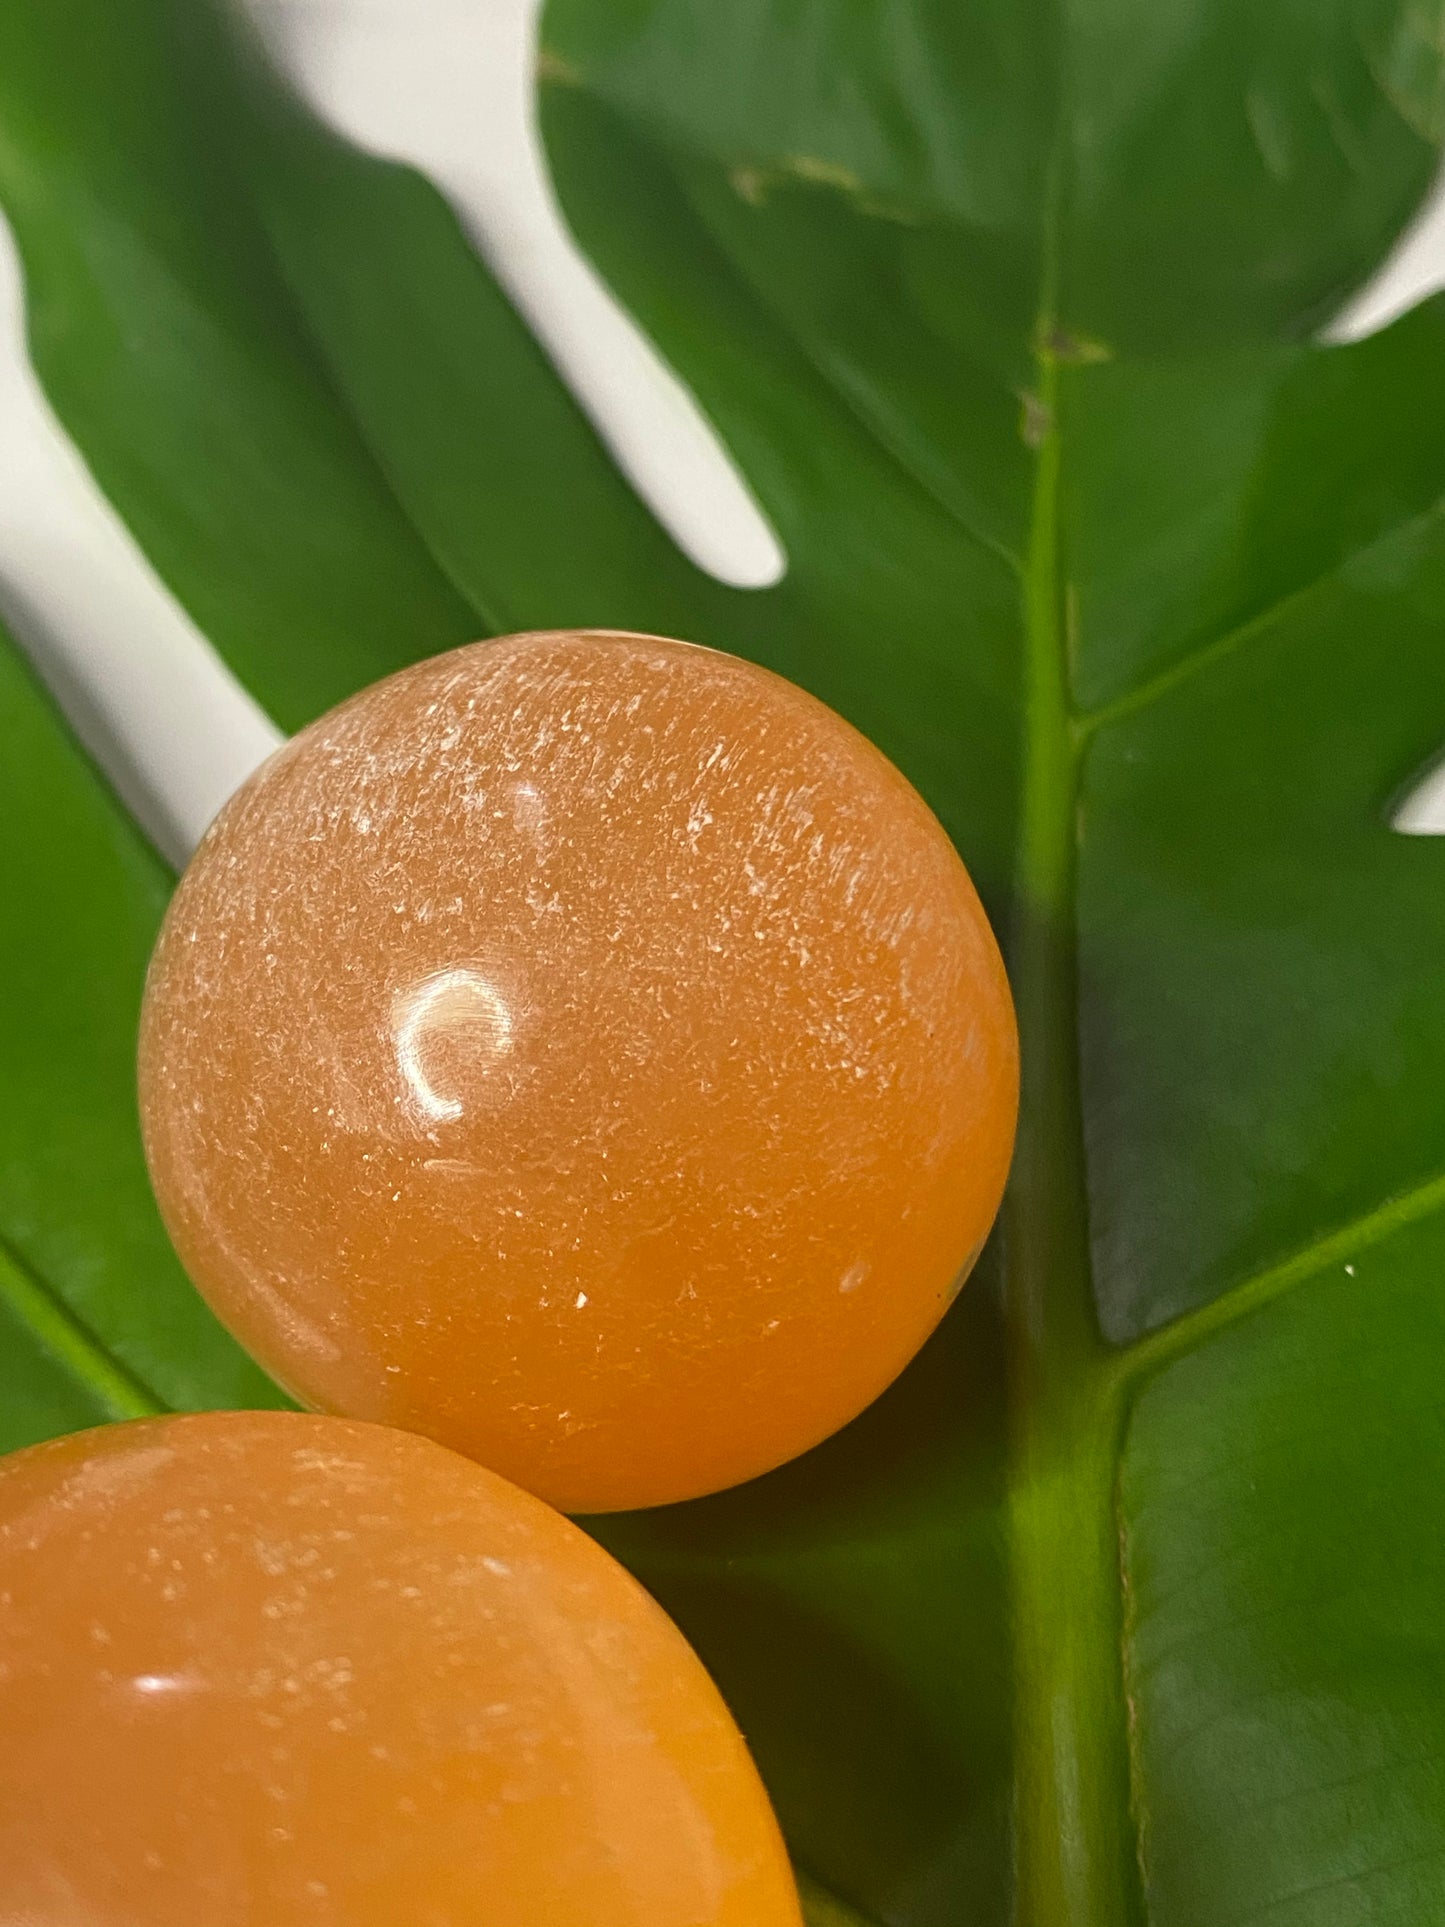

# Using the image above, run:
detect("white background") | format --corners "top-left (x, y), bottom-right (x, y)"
top-left (2, 0), bottom-right (1444, 861)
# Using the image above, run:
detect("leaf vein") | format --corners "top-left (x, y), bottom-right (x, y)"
top-left (1076, 494), bottom-right (1445, 739)
top-left (0, 1235), bottom-right (167, 1422)
top-left (1115, 1164), bottom-right (1445, 1390)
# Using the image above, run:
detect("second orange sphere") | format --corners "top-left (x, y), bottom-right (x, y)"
top-left (140, 631), bottom-right (1017, 1510)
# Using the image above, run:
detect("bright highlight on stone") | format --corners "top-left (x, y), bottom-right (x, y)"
top-left (140, 631), bottom-right (1018, 1511)
top-left (0, 1412), bottom-right (802, 1927)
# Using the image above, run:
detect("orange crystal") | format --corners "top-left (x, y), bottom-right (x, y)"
top-left (0, 1411), bottom-right (802, 1926)
top-left (140, 631), bottom-right (1017, 1511)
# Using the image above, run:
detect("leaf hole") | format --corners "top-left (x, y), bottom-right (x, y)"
top-left (1390, 745), bottom-right (1445, 834)
top-left (233, 0), bottom-right (787, 591)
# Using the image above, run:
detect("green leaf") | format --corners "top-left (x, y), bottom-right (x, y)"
top-left (1122, 1219), bottom-right (1445, 1925)
top-left (3, 2), bottom-right (1445, 1923)
top-left (0, 0), bottom-right (1022, 890)
top-left (0, 621), bottom-right (288, 1431)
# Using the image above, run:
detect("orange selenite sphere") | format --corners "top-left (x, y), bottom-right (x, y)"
top-left (139, 631), bottom-right (1018, 1511)
top-left (0, 1412), bottom-right (801, 1927)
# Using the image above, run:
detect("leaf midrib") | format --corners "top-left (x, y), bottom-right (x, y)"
top-left (1003, 283), bottom-right (1146, 1920)
top-left (1005, 264), bottom-right (1445, 1927)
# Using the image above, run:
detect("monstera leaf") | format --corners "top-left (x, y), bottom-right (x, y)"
top-left (5, 2), bottom-right (1445, 1922)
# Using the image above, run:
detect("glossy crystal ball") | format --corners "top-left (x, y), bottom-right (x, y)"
top-left (0, 1412), bottom-right (801, 1927)
top-left (140, 631), bottom-right (1018, 1510)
